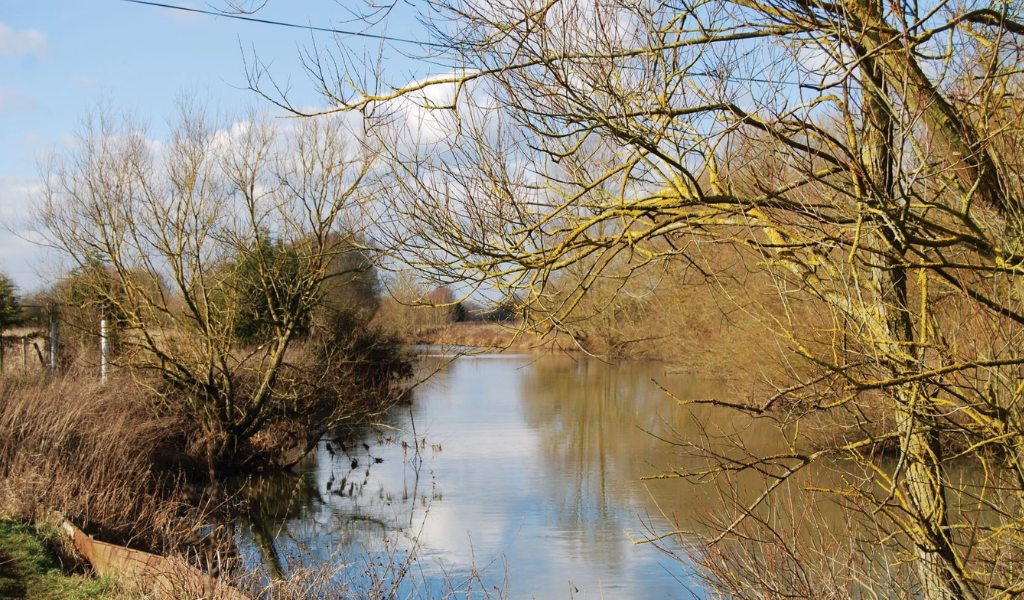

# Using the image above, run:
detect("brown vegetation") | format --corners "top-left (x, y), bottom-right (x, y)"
top-left (0, 371), bottom-right (197, 554)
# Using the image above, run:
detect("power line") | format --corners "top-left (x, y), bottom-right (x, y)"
top-left (113, 0), bottom-right (828, 89)
top-left (112, 0), bottom-right (446, 48)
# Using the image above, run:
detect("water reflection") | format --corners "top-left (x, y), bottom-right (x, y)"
top-left (518, 356), bottom-right (804, 531)
top-left (236, 352), bottom-right (803, 598)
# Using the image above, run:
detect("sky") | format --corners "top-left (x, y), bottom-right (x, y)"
top-left (0, 0), bottom-right (433, 293)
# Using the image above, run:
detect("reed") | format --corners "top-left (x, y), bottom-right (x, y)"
top-left (0, 369), bottom-right (200, 554)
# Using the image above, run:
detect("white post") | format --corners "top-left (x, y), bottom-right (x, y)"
top-left (49, 303), bottom-right (58, 375)
top-left (100, 311), bottom-right (109, 384)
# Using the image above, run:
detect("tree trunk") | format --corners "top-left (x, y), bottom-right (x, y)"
top-left (885, 279), bottom-right (973, 600)
top-left (861, 44), bottom-right (976, 600)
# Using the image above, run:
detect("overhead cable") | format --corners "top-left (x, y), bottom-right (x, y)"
top-left (113, 0), bottom-right (446, 47)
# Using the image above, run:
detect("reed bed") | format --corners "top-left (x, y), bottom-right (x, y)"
top-left (0, 370), bottom-right (200, 554)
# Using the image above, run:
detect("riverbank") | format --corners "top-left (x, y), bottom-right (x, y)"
top-left (407, 320), bottom-right (778, 387)
top-left (0, 359), bottom-right (436, 599)
top-left (405, 321), bottom-right (568, 351)
top-left (0, 519), bottom-right (126, 600)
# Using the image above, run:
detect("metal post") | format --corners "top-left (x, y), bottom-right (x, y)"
top-left (100, 310), bottom-right (109, 384)
top-left (49, 303), bottom-right (58, 375)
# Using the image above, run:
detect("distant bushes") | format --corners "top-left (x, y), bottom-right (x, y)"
top-left (372, 275), bottom-right (527, 345)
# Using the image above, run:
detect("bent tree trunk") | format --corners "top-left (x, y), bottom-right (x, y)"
top-left (892, 382), bottom-right (974, 600)
top-left (860, 37), bottom-right (975, 598)
top-left (882, 270), bottom-right (974, 599)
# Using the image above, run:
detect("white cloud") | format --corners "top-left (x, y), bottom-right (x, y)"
top-left (0, 175), bottom-right (50, 292)
top-left (209, 119), bottom-right (254, 156)
top-left (0, 87), bottom-right (36, 115)
top-left (383, 71), bottom-right (491, 146)
top-left (390, 76), bottom-right (462, 145)
top-left (70, 75), bottom-right (101, 89)
top-left (0, 21), bottom-right (47, 57)
top-left (0, 175), bottom-right (36, 220)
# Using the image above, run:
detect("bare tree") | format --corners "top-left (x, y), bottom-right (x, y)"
top-left (33, 100), bottom-right (384, 469)
top-left (245, 0), bottom-right (1024, 596)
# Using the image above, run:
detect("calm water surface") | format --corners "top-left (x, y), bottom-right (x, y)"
top-left (236, 351), bottom-right (787, 598)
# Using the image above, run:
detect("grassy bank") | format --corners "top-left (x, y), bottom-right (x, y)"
top-left (0, 519), bottom-right (126, 600)
top-left (403, 321), bottom-right (567, 351)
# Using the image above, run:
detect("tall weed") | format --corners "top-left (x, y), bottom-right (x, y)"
top-left (0, 371), bottom-right (199, 553)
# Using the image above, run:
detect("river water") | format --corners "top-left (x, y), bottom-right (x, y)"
top-left (235, 350), bottom-right (793, 598)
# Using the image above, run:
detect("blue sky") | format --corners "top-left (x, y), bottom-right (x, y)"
top-left (0, 0), bottom-right (431, 292)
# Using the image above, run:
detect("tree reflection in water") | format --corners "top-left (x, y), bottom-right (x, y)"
top-left (231, 352), bottom-right (897, 598)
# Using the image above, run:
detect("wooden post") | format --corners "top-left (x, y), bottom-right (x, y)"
top-left (33, 341), bottom-right (45, 369)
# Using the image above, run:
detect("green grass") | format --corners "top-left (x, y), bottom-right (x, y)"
top-left (0, 520), bottom-right (123, 600)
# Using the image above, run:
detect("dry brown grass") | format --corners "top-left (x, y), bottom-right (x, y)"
top-left (407, 321), bottom-right (575, 351)
top-left (0, 370), bottom-right (202, 554)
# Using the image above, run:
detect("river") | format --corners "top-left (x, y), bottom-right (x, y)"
top-left (234, 350), bottom-right (799, 599)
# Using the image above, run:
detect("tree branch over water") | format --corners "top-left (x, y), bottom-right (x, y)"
top-left (246, 0), bottom-right (1024, 595)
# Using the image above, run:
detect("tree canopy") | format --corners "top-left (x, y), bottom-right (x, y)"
top-left (0, 272), bottom-right (19, 332)
top-left (33, 101), bottom-right (399, 468)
